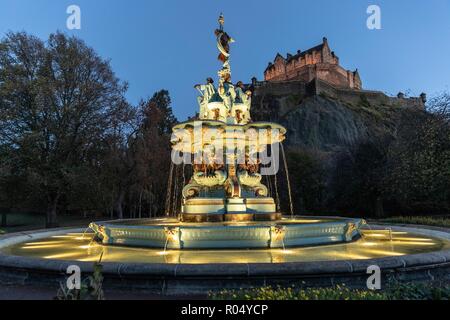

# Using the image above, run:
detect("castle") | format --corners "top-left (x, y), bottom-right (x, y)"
top-left (255, 38), bottom-right (426, 110)
top-left (264, 38), bottom-right (362, 90)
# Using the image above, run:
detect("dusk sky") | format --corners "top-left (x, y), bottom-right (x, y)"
top-left (1, 0), bottom-right (450, 120)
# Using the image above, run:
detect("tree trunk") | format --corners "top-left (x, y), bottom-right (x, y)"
top-left (110, 196), bottom-right (114, 219)
top-left (1, 212), bottom-right (7, 227)
top-left (138, 189), bottom-right (143, 219)
top-left (115, 191), bottom-right (125, 220)
top-left (46, 196), bottom-right (59, 228)
top-left (375, 197), bottom-right (385, 218)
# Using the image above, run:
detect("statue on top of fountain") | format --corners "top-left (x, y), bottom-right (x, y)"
top-left (194, 77), bottom-right (217, 119)
top-left (195, 14), bottom-right (252, 125)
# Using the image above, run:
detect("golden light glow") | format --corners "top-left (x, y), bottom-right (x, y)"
top-left (24, 241), bottom-right (67, 246)
top-left (363, 233), bottom-right (390, 238)
top-left (78, 245), bottom-right (94, 250)
top-left (43, 252), bottom-right (83, 260)
top-left (22, 244), bottom-right (65, 249)
top-left (52, 235), bottom-right (79, 239)
top-left (363, 249), bottom-right (404, 256)
top-left (392, 237), bottom-right (434, 242)
top-left (289, 220), bottom-right (323, 223)
top-left (3, 229), bottom-right (447, 265)
top-left (329, 252), bottom-right (372, 260)
top-left (361, 242), bottom-right (378, 247)
top-left (391, 241), bottom-right (437, 246)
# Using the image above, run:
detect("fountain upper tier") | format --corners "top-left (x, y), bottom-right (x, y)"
top-left (171, 120), bottom-right (287, 154)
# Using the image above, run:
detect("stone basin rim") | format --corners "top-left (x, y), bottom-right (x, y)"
top-left (0, 224), bottom-right (449, 279)
top-left (88, 216), bottom-right (367, 249)
top-left (92, 215), bottom-right (364, 229)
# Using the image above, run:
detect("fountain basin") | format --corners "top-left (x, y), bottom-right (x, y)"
top-left (88, 217), bottom-right (366, 249)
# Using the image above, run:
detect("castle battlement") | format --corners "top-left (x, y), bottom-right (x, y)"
top-left (264, 38), bottom-right (362, 90)
top-left (250, 78), bottom-right (426, 111)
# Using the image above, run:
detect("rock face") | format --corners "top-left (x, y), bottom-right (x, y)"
top-left (251, 94), bottom-right (369, 152)
top-left (278, 96), bottom-right (370, 152)
top-left (251, 80), bottom-right (421, 152)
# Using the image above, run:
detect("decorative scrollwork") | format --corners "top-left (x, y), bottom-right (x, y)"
top-left (344, 222), bottom-right (358, 242)
top-left (193, 170), bottom-right (227, 187)
top-left (182, 183), bottom-right (201, 200)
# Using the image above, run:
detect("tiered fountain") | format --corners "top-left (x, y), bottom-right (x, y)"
top-left (89, 15), bottom-right (366, 249)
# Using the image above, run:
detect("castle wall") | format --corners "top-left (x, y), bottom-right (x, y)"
top-left (316, 64), bottom-right (352, 89)
top-left (267, 64), bottom-right (360, 90)
top-left (252, 80), bottom-right (308, 97)
top-left (251, 79), bottom-right (425, 110)
top-left (314, 79), bottom-right (424, 109)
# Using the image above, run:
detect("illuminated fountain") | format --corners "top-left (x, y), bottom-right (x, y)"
top-left (88, 15), bottom-right (366, 249)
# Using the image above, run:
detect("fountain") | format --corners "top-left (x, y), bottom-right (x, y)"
top-left (88, 14), bottom-right (366, 249)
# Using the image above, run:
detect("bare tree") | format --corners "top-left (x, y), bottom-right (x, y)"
top-left (0, 32), bottom-right (130, 227)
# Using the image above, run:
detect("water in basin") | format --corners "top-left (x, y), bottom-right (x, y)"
top-left (2, 229), bottom-right (449, 264)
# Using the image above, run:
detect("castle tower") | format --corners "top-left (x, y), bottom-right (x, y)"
top-left (264, 38), bottom-right (362, 90)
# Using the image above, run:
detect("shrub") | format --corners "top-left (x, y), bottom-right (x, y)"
top-left (209, 282), bottom-right (450, 301)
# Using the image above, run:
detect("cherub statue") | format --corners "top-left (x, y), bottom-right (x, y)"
top-left (232, 81), bottom-right (252, 123)
top-left (218, 79), bottom-right (236, 112)
top-left (195, 77), bottom-right (216, 119)
top-left (235, 82), bottom-right (252, 106)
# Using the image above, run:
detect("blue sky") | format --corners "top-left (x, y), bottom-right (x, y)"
top-left (1, 0), bottom-right (450, 120)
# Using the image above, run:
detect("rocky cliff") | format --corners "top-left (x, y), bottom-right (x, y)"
top-left (251, 80), bottom-right (422, 153)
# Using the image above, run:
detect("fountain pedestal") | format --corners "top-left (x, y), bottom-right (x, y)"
top-left (180, 197), bottom-right (280, 223)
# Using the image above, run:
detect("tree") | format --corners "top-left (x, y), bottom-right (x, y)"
top-left (0, 32), bottom-right (130, 227)
top-left (284, 149), bottom-right (326, 214)
top-left (386, 94), bottom-right (450, 214)
top-left (94, 90), bottom-right (178, 220)
top-left (331, 136), bottom-right (391, 217)
top-left (145, 90), bottom-right (177, 135)
top-left (129, 91), bottom-right (177, 217)
top-left (329, 94), bottom-right (450, 217)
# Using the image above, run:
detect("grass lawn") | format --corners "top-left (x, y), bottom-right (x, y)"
top-left (379, 216), bottom-right (450, 228)
top-left (0, 212), bottom-right (102, 233)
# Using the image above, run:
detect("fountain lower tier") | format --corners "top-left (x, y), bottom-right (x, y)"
top-left (89, 217), bottom-right (366, 250)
